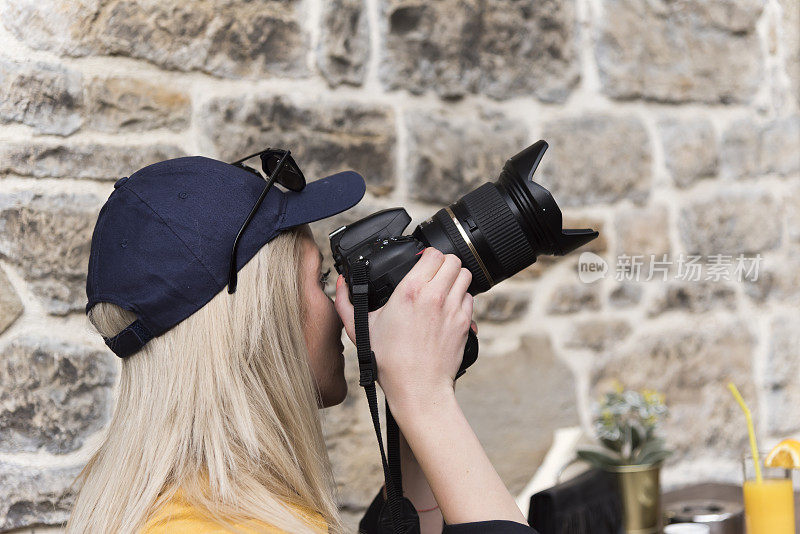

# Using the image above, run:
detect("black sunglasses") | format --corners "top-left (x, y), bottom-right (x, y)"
top-left (227, 148), bottom-right (307, 293)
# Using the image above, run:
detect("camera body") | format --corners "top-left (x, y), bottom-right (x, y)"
top-left (329, 140), bottom-right (599, 379)
top-left (329, 207), bottom-right (479, 378)
top-left (329, 209), bottom-right (427, 311)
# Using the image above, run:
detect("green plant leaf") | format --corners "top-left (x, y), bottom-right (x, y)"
top-left (632, 438), bottom-right (663, 463)
top-left (638, 449), bottom-right (673, 465)
top-left (636, 438), bottom-right (665, 457)
top-left (577, 449), bottom-right (623, 470)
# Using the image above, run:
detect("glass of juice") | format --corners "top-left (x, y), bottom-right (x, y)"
top-left (742, 451), bottom-right (795, 534)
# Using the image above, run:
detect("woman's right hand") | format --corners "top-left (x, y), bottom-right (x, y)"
top-left (334, 247), bottom-right (474, 414)
top-left (336, 250), bottom-right (531, 528)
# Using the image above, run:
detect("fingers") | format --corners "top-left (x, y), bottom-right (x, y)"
top-left (445, 267), bottom-right (472, 309)
top-left (402, 247), bottom-right (446, 286)
top-left (334, 275), bottom-right (355, 341)
top-left (428, 253), bottom-right (463, 298)
top-left (460, 292), bottom-right (474, 324)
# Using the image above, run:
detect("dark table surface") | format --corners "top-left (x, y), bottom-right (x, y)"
top-left (663, 482), bottom-right (800, 531)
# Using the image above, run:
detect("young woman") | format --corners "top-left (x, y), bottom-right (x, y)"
top-left (67, 154), bottom-right (535, 533)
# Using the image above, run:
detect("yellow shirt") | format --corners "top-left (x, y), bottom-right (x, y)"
top-left (142, 488), bottom-right (328, 533)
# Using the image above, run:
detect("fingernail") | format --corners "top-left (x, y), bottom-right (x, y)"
top-left (336, 275), bottom-right (342, 288)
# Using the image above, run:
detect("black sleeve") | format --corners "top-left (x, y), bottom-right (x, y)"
top-left (358, 486), bottom-right (387, 533)
top-left (443, 520), bottom-right (538, 533)
top-left (359, 486), bottom-right (539, 534)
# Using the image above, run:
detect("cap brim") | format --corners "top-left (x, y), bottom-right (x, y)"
top-left (278, 170), bottom-right (366, 230)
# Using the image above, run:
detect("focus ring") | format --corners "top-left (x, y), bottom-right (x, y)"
top-left (461, 184), bottom-right (536, 277)
top-left (433, 210), bottom-right (491, 293)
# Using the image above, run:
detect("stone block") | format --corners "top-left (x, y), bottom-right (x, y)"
top-left (679, 190), bottom-right (782, 255)
top-left (0, 0), bottom-right (101, 55)
top-left (615, 204), bottom-right (670, 257)
top-left (595, 0), bottom-right (763, 103)
top-left (405, 108), bottom-right (527, 205)
top-left (85, 76), bottom-right (191, 132)
top-left (648, 281), bottom-right (737, 316)
top-left (787, 183), bottom-right (800, 243)
top-left (0, 142), bottom-right (184, 180)
top-left (547, 282), bottom-right (600, 314)
top-left (0, 58), bottom-right (83, 135)
top-left (564, 319), bottom-right (631, 352)
top-left (764, 316), bottom-right (800, 434)
top-left (1, 0), bottom-right (308, 79)
top-left (609, 282), bottom-right (641, 308)
top-left (721, 116), bottom-right (800, 179)
top-left (0, 335), bottom-right (117, 454)
top-left (0, 267), bottom-right (23, 335)
top-left (743, 249), bottom-right (800, 305)
top-left (0, 461), bottom-right (83, 531)
top-left (0, 191), bottom-right (103, 315)
top-left (473, 288), bottom-right (530, 323)
top-left (317, 0), bottom-right (369, 87)
top-left (780, 0), bottom-right (799, 106)
top-left (379, 0), bottom-right (579, 102)
top-left (760, 116), bottom-right (800, 177)
top-left (658, 117), bottom-right (718, 187)
top-left (540, 114), bottom-right (652, 207)
top-left (202, 96), bottom-right (396, 196)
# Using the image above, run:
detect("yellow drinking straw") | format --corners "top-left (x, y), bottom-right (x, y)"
top-left (727, 382), bottom-right (762, 483)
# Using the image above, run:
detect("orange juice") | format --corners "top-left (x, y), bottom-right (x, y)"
top-left (743, 478), bottom-right (795, 533)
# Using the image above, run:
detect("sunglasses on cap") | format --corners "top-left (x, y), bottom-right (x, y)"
top-left (226, 148), bottom-right (307, 293)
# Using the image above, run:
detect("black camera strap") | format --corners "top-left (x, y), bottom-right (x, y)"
top-left (351, 259), bottom-right (420, 534)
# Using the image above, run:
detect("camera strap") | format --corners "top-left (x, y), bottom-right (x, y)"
top-left (351, 259), bottom-right (420, 534)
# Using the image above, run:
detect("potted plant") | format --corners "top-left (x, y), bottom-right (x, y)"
top-left (576, 384), bottom-right (672, 534)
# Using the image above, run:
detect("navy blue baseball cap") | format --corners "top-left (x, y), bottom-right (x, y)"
top-left (85, 155), bottom-right (365, 358)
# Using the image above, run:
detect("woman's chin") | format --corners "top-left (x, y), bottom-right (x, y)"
top-left (320, 380), bottom-right (348, 408)
top-left (332, 380), bottom-right (348, 406)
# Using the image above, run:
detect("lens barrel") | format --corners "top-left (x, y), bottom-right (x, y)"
top-left (412, 141), bottom-right (598, 295)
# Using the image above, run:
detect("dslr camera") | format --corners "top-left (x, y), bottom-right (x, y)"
top-left (329, 140), bottom-right (598, 378)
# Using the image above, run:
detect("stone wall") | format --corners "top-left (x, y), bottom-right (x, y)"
top-left (0, 0), bottom-right (798, 531)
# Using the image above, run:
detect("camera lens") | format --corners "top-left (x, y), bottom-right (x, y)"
top-left (411, 140), bottom-right (598, 294)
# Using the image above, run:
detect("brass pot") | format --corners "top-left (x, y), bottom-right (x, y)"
top-left (605, 462), bottom-right (662, 534)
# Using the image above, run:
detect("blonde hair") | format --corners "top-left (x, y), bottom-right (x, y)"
top-left (67, 224), bottom-right (346, 534)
